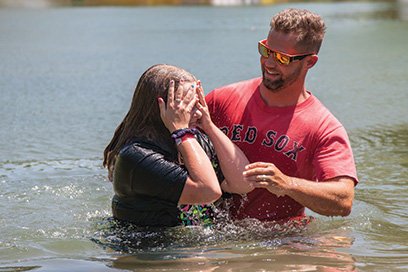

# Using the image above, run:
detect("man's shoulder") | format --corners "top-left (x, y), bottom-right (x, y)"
top-left (306, 94), bottom-right (343, 126)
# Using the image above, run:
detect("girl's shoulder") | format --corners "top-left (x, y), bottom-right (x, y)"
top-left (119, 139), bottom-right (176, 163)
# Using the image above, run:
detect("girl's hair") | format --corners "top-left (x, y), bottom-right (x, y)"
top-left (103, 64), bottom-right (196, 169)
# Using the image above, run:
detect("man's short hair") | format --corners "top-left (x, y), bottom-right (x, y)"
top-left (270, 8), bottom-right (327, 54)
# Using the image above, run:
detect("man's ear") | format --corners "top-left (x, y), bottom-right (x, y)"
top-left (306, 55), bottom-right (318, 69)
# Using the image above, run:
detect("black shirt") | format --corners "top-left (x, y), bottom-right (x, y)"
top-left (112, 131), bottom-right (223, 227)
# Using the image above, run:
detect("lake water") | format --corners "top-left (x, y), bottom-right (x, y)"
top-left (1, 1), bottom-right (407, 271)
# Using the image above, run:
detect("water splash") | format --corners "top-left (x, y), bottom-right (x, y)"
top-left (90, 211), bottom-right (314, 254)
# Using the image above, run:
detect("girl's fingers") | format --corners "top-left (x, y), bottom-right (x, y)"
top-left (167, 80), bottom-right (175, 104)
top-left (174, 79), bottom-right (184, 102)
top-left (196, 81), bottom-right (207, 107)
top-left (196, 99), bottom-right (204, 111)
top-left (185, 83), bottom-right (197, 111)
top-left (184, 83), bottom-right (195, 100)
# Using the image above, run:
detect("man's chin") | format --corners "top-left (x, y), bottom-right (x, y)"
top-left (262, 77), bottom-right (284, 93)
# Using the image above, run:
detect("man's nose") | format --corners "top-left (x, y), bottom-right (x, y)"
top-left (265, 53), bottom-right (278, 67)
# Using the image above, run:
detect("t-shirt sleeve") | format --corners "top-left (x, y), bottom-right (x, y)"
top-left (114, 144), bottom-right (188, 204)
top-left (312, 126), bottom-right (358, 185)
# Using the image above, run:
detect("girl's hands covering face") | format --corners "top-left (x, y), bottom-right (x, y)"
top-left (195, 81), bottom-right (213, 132)
top-left (158, 79), bottom-right (197, 133)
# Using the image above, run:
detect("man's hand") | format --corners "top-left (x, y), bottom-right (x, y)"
top-left (242, 162), bottom-right (355, 216)
top-left (243, 162), bottom-right (291, 197)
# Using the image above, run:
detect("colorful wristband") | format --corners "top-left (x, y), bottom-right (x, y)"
top-left (175, 134), bottom-right (195, 146)
top-left (171, 128), bottom-right (197, 141)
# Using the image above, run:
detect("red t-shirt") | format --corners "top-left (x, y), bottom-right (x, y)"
top-left (206, 78), bottom-right (358, 221)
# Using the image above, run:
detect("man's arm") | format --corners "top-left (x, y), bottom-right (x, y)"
top-left (284, 176), bottom-right (354, 216)
top-left (243, 162), bottom-right (355, 216)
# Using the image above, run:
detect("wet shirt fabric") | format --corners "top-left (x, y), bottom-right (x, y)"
top-left (206, 77), bottom-right (358, 221)
top-left (112, 131), bottom-right (224, 227)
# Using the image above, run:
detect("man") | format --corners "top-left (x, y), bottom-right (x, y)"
top-left (206, 8), bottom-right (358, 221)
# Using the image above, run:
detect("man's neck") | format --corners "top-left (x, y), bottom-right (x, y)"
top-left (259, 82), bottom-right (309, 107)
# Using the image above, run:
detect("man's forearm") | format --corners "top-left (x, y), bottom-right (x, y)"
top-left (285, 176), bottom-right (355, 216)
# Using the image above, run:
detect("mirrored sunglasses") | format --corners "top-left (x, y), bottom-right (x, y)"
top-left (258, 39), bottom-right (313, 65)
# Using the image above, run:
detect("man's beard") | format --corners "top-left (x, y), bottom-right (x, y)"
top-left (262, 74), bottom-right (284, 92)
top-left (262, 65), bottom-right (302, 93)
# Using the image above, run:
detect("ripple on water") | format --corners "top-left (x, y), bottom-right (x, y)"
top-left (350, 123), bottom-right (408, 219)
top-left (0, 158), bottom-right (106, 182)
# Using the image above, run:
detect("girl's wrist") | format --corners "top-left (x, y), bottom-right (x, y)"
top-left (169, 125), bottom-right (189, 134)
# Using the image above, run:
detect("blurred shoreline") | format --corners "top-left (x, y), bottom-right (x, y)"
top-left (1, 0), bottom-right (407, 22)
top-left (0, 0), bottom-right (264, 7)
top-left (0, 0), bottom-right (373, 7)
top-left (0, 0), bottom-right (405, 9)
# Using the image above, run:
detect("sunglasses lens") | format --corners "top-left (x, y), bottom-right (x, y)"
top-left (275, 52), bottom-right (290, 65)
top-left (259, 44), bottom-right (270, 58)
top-left (259, 41), bottom-right (299, 65)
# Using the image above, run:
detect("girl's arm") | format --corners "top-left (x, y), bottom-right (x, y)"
top-left (159, 80), bottom-right (221, 204)
top-left (195, 83), bottom-right (253, 194)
